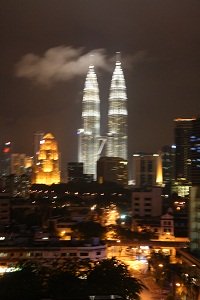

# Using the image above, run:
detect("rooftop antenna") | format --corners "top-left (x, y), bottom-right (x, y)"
top-left (116, 51), bottom-right (121, 65)
top-left (89, 54), bottom-right (94, 68)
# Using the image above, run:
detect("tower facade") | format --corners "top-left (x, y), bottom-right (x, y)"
top-left (106, 57), bottom-right (128, 160)
top-left (190, 117), bottom-right (200, 185)
top-left (97, 156), bottom-right (128, 187)
top-left (0, 142), bottom-right (12, 176)
top-left (79, 65), bottom-right (100, 179)
top-left (34, 133), bottom-right (60, 185)
top-left (132, 153), bottom-right (163, 187)
top-left (161, 145), bottom-right (175, 195)
top-left (174, 118), bottom-right (195, 181)
top-left (34, 131), bottom-right (44, 164)
top-left (189, 186), bottom-right (200, 255)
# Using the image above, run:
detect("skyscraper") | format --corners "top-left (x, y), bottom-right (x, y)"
top-left (189, 186), bottom-right (200, 256)
top-left (161, 145), bottom-right (175, 194)
top-left (78, 65), bottom-right (100, 179)
top-left (190, 117), bottom-right (200, 185)
top-left (33, 133), bottom-right (60, 185)
top-left (34, 131), bottom-right (44, 164)
top-left (97, 156), bottom-right (128, 187)
top-left (67, 162), bottom-right (84, 183)
top-left (174, 118), bottom-right (195, 181)
top-left (132, 153), bottom-right (163, 187)
top-left (106, 55), bottom-right (128, 160)
top-left (0, 142), bottom-right (12, 176)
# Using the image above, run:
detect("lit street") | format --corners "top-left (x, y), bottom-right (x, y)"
top-left (107, 245), bottom-right (167, 300)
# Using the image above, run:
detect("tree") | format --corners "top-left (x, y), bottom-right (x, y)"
top-left (0, 258), bottom-right (144, 299)
top-left (86, 258), bottom-right (144, 299)
top-left (48, 271), bottom-right (86, 300)
top-left (0, 264), bottom-right (42, 300)
top-left (149, 251), bottom-right (171, 287)
top-left (73, 221), bottom-right (105, 239)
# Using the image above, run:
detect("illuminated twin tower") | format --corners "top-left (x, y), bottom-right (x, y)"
top-left (78, 54), bottom-right (128, 179)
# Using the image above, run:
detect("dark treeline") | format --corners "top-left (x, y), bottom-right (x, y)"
top-left (0, 258), bottom-right (144, 300)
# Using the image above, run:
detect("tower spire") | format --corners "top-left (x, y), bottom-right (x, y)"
top-left (116, 51), bottom-right (121, 63)
top-left (89, 54), bottom-right (94, 67)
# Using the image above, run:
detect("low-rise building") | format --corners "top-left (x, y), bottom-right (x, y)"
top-left (0, 193), bottom-right (10, 225)
top-left (0, 239), bottom-right (107, 267)
top-left (159, 212), bottom-right (175, 241)
top-left (132, 187), bottom-right (162, 218)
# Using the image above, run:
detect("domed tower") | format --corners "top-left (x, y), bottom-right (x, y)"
top-left (34, 133), bottom-right (60, 185)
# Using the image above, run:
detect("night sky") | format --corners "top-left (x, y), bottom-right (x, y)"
top-left (1, 0), bottom-right (200, 175)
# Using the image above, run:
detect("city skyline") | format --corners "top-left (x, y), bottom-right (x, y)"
top-left (1, 1), bottom-right (200, 173)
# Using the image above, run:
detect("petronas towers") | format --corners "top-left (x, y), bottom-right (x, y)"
top-left (78, 55), bottom-right (128, 179)
top-left (78, 65), bottom-right (100, 177)
top-left (107, 59), bottom-right (128, 160)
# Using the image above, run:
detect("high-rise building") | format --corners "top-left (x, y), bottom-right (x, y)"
top-left (97, 156), bottom-right (128, 187)
top-left (190, 117), bottom-right (200, 185)
top-left (188, 119), bottom-right (200, 256)
top-left (106, 55), bottom-right (128, 160)
top-left (161, 145), bottom-right (175, 185)
top-left (132, 153), bottom-right (163, 187)
top-left (11, 154), bottom-right (33, 176)
top-left (33, 133), bottom-right (60, 185)
top-left (0, 194), bottom-right (10, 225)
top-left (189, 186), bottom-right (200, 255)
top-left (174, 118), bottom-right (195, 181)
top-left (34, 131), bottom-right (44, 164)
top-left (78, 65), bottom-right (100, 179)
top-left (67, 162), bottom-right (84, 183)
top-left (161, 145), bottom-right (175, 195)
top-left (11, 154), bottom-right (26, 175)
top-left (0, 142), bottom-right (12, 176)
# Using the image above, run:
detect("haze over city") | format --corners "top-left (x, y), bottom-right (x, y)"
top-left (1, 0), bottom-right (200, 173)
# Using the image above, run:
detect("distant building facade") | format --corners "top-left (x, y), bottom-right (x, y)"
top-left (0, 193), bottom-right (10, 225)
top-left (0, 142), bottom-right (12, 176)
top-left (132, 187), bottom-right (162, 218)
top-left (190, 117), bottom-right (200, 185)
top-left (67, 162), bottom-right (84, 182)
top-left (11, 154), bottom-right (33, 176)
top-left (161, 145), bottom-right (175, 189)
top-left (33, 133), bottom-right (60, 185)
top-left (97, 157), bottom-right (128, 186)
top-left (189, 186), bottom-right (200, 256)
top-left (132, 153), bottom-right (163, 187)
top-left (174, 118), bottom-right (195, 182)
top-left (34, 131), bottom-right (44, 164)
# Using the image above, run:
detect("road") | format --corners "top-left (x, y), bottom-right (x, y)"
top-left (139, 275), bottom-right (166, 300)
top-left (107, 245), bottom-right (168, 300)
